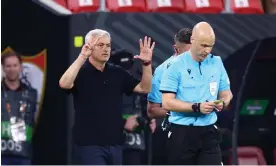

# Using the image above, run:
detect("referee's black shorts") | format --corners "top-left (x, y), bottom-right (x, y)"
top-left (152, 127), bottom-right (168, 165)
top-left (167, 123), bottom-right (222, 165)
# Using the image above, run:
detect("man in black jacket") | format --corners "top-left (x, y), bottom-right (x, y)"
top-left (1, 51), bottom-right (38, 165)
top-left (59, 29), bottom-right (155, 165)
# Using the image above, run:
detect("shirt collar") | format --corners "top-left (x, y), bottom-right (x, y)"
top-left (186, 51), bottom-right (199, 66)
top-left (84, 60), bottom-right (110, 72)
top-left (185, 51), bottom-right (211, 66)
top-left (1, 80), bottom-right (24, 91)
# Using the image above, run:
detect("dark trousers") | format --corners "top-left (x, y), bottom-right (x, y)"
top-left (123, 149), bottom-right (145, 165)
top-left (73, 145), bottom-right (122, 165)
top-left (167, 124), bottom-right (222, 165)
top-left (152, 127), bottom-right (168, 165)
top-left (1, 156), bottom-right (31, 165)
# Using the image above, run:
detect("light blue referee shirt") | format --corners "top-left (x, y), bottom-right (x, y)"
top-left (147, 56), bottom-right (175, 104)
top-left (160, 51), bottom-right (230, 126)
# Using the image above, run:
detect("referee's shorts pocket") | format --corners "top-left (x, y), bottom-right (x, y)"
top-left (212, 125), bottom-right (222, 144)
top-left (166, 124), bottom-right (191, 164)
top-left (166, 125), bottom-right (187, 151)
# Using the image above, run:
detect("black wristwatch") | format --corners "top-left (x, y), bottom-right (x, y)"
top-left (192, 103), bottom-right (201, 113)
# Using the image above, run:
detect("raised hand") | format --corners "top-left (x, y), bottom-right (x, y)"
top-left (80, 35), bottom-right (102, 59)
top-left (134, 36), bottom-right (155, 63)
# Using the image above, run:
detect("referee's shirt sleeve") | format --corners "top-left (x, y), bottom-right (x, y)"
top-left (219, 59), bottom-right (230, 92)
top-left (147, 71), bottom-right (162, 103)
top-left (160, 62), bottom-right (179, 93)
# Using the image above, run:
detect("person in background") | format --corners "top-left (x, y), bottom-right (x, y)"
top-left (109, 48), bottom-right (156, 165)
top-left (59, 29), bottom-right (155, 165)
top-left (147, 28), bottom-right (192, 165)
top-left (160, 22), bottom-right (233, 165)
top-left (1, 51), bottom-right (38, 165)
top-left (262, 0), bottom-right (276, 14)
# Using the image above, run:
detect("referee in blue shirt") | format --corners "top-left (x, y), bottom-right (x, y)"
top-left (147, 28), bottom-right (192, 164)
top-left (160, 22), bottom-right (233, 165)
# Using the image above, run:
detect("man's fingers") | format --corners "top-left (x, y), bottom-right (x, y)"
top-left (215, 104), bottom-right (223, 108)
top-left (214, 107), bottom-right (221, 112)
top-left (84, 44), bottom-right (92, 51)
top-left (133, 55), bottom-right (140, 59)
top-left (204, 105), bottom-right (214, 110)
top-left (207, 102), bottom-right (216, 106)
top-left (147, 37), bottom-right (151, 48)
top-left (139, 39), bottom-right (143, 50)
top-left (151, 42), bottom-right (155, 50)
top-left (85, 43), bottom-right (93, 50)
top-left (207, 108), bottom-right (214, 112)
top-left (89, 35), bottom-right (103, 49)
top-left (144, 36), bottom-right (147, 48)
top-left (203, 109), bottom-right (212, 114)
top-left (92, 35), bottom-right (103, 45)
top-left (216, 103), bottom-right (223, 107)
top-left (84, 43), bottom-right (89, 48)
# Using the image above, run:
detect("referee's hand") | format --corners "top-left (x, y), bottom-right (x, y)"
top-left (199, 102), bottom-right (215, 114)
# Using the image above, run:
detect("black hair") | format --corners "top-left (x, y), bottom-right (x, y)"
top-left (1, 51), bottom-right (22, 65)
top-left (174, 28), bottom-right (192, 44)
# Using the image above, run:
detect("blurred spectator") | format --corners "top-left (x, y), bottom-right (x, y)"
top-left (1, 51), bottom-right (38, 165)
top-left (262, 0), bottom-right (276, 13)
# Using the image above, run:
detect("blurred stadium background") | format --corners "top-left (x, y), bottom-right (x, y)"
top-left (2, 0), bottom-right (276, 165)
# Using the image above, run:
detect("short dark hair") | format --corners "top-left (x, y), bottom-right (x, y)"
top-left (1, 51), bottom-right (22, 65)
top-left (174, 28), bottom-right (192, 44)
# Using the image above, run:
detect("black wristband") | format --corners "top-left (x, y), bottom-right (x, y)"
top-left (192, 103), bottom-right (197, 112)
top-left (142, 61), bottom-right (152, 66)
top-left (192, 103), bottom-right (200, 113)
top-left (197, 103), bottom-right (201, 112)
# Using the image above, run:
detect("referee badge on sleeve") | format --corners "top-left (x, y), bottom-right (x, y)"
top-left (209, 82), bottom-right (217, 96)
